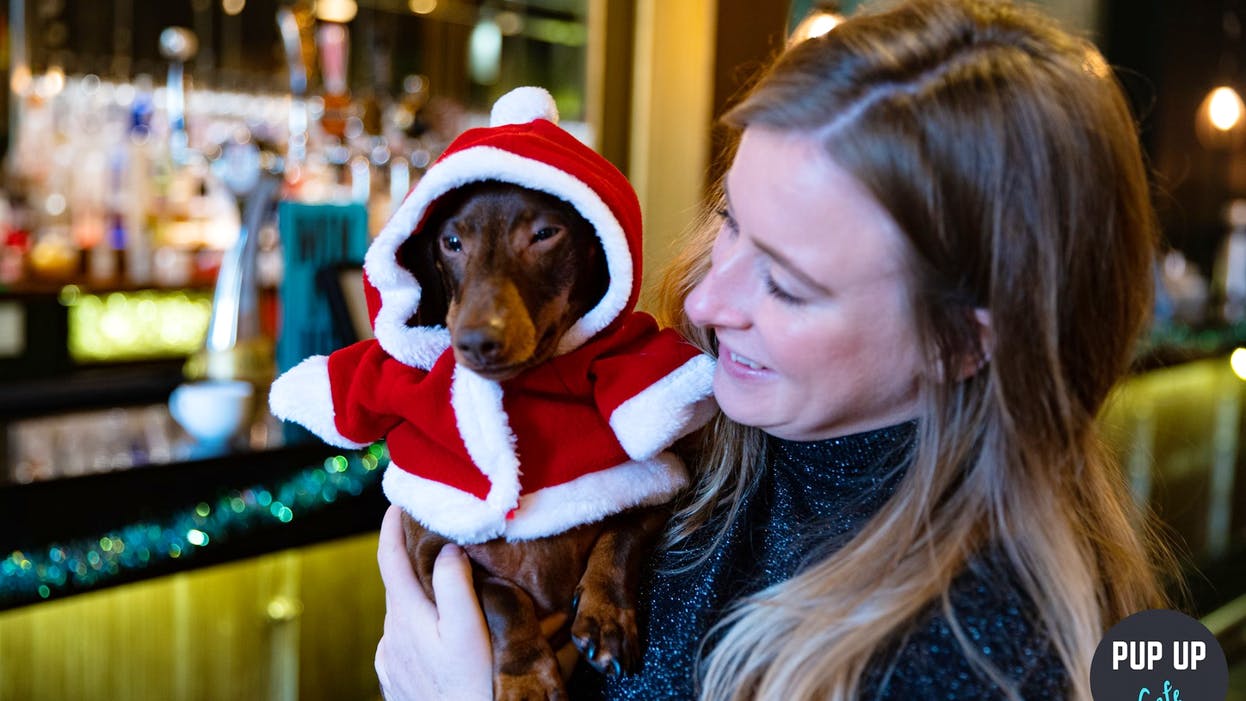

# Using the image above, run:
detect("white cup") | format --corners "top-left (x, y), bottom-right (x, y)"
top-left (169, 380), bottom-right (255, 448)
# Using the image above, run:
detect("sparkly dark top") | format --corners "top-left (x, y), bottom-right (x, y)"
top-left (569, 422), bottom-right (1068, 699)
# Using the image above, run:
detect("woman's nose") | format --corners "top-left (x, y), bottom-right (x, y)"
top-left (686, 236), bottom-right (750, 329)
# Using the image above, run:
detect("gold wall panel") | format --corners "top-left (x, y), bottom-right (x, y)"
top-left (0, 533), bottom-right (385, 701)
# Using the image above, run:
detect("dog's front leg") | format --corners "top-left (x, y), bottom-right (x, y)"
top-left (570, 505), bottom-right (667, 676)
top-left (479, 576), bottom-right (567, 701)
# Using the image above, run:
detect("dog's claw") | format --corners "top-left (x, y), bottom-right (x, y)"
top-left (571, 586), bottom-right (641, 676)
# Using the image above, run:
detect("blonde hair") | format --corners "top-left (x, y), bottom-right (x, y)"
top-left (655, 1), bottom-right (1173, 699)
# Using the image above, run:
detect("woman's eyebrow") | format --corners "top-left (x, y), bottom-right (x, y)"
top-left (722, 181), bottom-right (830, 294)
top-left (752, 238), bottom-right (833, 296)
top-left (723, 179), bottom-right (833, 295)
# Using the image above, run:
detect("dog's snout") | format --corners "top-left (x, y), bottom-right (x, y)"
top-left (455, 323), bottom-right (507, 364)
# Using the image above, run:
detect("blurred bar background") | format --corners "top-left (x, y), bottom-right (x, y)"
top-left (0, 1), bottom-right (1243, 699)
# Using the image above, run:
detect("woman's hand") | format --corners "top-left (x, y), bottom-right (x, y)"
top-left (374, 505), bottom-right (493, 701)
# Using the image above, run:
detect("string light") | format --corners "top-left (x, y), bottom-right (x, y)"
top-left (1, 443), bottom-right (387, 607)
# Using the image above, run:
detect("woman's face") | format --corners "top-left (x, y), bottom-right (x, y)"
top-left (685, 127), bottom-right (925, 441)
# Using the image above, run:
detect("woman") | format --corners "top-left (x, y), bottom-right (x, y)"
top-left (374, 0), bottom-right (1172, 698)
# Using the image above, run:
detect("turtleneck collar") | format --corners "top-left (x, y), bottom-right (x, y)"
top-left (766, 420), bottom-right (917, 485)
top-left (747, 420), bottom-right (918, 584)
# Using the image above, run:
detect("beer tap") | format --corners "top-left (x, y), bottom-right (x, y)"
top-left (158, 27), bottom-right (198, 166)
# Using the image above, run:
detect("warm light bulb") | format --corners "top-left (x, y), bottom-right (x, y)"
top-left (35, 67), bottom-right (66, 99)
top-left (805, 13), bottom-right (841, 39)
top-left (10, 65), bottom-right (31, 95)
top-left (409, 0), bottom-right (436, 14)
top-left (790, 10), bottom-right (843, 45)
top-left (315, 0), bottom-right (357, 23)
top-left (1231, 347), bottom-right (1246, 381)
top-left (1209, 86), bottom-right (1244, 131)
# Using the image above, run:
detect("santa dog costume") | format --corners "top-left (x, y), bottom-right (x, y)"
top-left (269, 87), bottom-right (716, 544)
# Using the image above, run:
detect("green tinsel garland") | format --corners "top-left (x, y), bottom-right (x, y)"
top-left (1, 444), bottom-right (387, 606)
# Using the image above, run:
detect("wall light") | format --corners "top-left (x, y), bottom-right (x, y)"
top-left (1210, 86), bottom-right (1244, 131)
top-left (1198, 5), bottom-right (1246, 147)
top-left (315, 0), bottom-right (357, 23)
top-left (790, 3), bottom-right (844, 45)
top-left (409, 0), bottom-right (436, 14)
top-left (1231, 347), bottom-right (1246, 381)
top-left (1197, 85), bottom-right (1246, 148)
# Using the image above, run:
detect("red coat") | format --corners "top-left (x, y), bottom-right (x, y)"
top-left (272, 313), bottom-right (712, 543)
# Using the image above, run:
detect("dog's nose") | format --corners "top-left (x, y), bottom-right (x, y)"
top-left (455, 327), bottom-right (506, 364)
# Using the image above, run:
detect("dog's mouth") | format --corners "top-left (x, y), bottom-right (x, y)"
top-left (455, 326), bottom-right (563, 382)
top-left (461, 360), bottom-right (528, 382)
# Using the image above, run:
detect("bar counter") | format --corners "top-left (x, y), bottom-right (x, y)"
top-left (0, 359), bottom-right (388, 612)
top-left (3, 335), bottom-right (1246, 618)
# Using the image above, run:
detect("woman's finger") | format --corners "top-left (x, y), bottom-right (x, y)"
top-left (430, 544), bottom-right (484, 638)
top-left (377, 505), bottom-right (435, 621)
top-left (374, 511), bottom-right (493, 700)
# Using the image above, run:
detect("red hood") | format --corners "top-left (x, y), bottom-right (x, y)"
top-left (360, 90), bottom-right (643, 372)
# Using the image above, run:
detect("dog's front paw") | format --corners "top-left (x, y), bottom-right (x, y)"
top-left (495, 655), bottom-right (566, 701)
top-left (570, 586), bottom-right (641, 677)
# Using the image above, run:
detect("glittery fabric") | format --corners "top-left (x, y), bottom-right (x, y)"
top-left (569, 422), bottom-right (1067, 699)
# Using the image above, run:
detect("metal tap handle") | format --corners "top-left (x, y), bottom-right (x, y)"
top-left (158, 27), bottom-right (198, 166)
top-left (205, 174), bottom-right (281, 353)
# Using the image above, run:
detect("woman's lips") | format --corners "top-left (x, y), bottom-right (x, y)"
top-left (718, 343), bottom-right (771, 379)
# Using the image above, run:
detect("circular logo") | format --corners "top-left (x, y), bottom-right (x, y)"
top-left (1090, 608), bottom-right (1228, 700)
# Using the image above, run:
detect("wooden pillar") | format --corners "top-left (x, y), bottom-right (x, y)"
top-left (622, 1), bottom-right (791, 307)
top-left (708, 0), bottom-right (792, 187)
top-left (627, 0), bottom-right (718, 309)
top-left (585, 0), bottom-right (635, 174)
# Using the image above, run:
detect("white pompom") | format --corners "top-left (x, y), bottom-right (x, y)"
top-left (490, 86), bottom-right (559, 127)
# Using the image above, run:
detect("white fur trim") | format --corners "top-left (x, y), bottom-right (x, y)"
top-left (450, 366), bottom-right (522, 517)
top-left (609, 354), bottom-right (717, 460)
top-left (491, 86), bottom-right (559, 126)
top-left (364, 145), bottom-right (633, 361)
top-left (504, 453), bottom-right (688, 541)
top-left (383, 463), bottom-right (507, 543)
top-left (372, 290), bottom-right (451, 370)
top-left (268, 356), bottom-right (369, 449)
top-left (381, 453), bottom-right (688, 544)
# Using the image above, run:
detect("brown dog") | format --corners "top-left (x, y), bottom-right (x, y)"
top-left (269, 88), bottom-right (713, 699)
top-left (397, 180), bottom-right (667, 699)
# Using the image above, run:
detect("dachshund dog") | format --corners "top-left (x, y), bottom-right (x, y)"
top-left (396, 180), bottom-right (668, 700)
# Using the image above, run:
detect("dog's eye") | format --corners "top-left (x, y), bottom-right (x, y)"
top-left (441, 234), bottom-right (463, 253)
top-left (532, 227), bottom-right (560, 243)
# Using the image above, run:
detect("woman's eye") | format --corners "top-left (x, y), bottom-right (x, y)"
top-left (765, 273), bottom-right (804, 305)
top-left (441, 234), bottom-right (463, 252)
top-left (532, 227), bottom-right (560, 243)
top-left (715, 207), bottom-right (739, 235)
